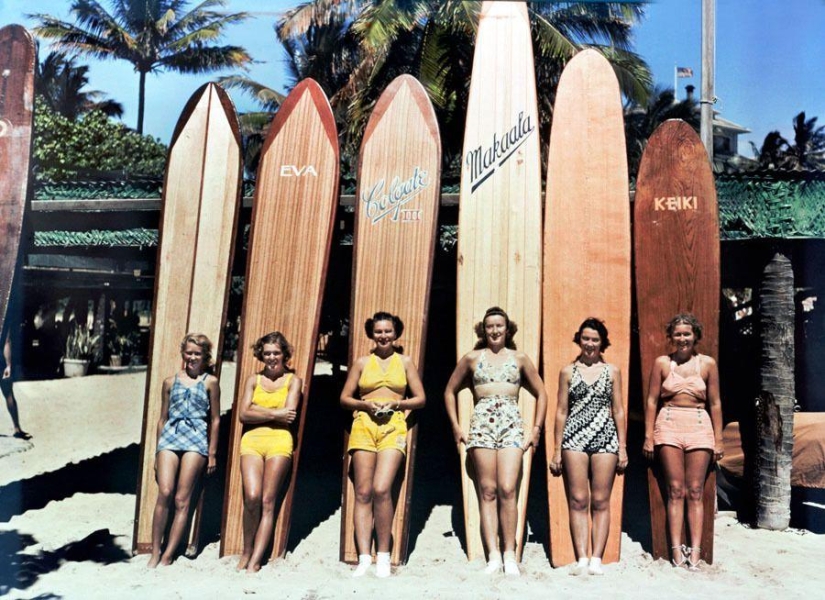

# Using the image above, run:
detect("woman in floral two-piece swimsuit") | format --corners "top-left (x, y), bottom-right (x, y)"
top-left (444, 307), bottom-right (546, 577)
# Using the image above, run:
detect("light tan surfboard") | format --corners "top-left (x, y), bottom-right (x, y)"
top-left (0, 25), bottom-right (34, 332)
top-left (457, 1), bottom-right (542, 562)
top-left (543, 48), bottom-right (631, 567)
top-left (635, 119), bottom-right (719, 565)
top-left (339, 74), bottom-right (441, 566)
top-left (220, 79), bottom-right (339, 559)
top-left (133, 83), bottom-right (242, 554)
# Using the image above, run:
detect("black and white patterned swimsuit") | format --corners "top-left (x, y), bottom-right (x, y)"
top-left (561, 363), bottom-right (618, 455)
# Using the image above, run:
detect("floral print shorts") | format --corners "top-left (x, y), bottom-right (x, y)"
top-left (466, 395), bottom-right (524, 450)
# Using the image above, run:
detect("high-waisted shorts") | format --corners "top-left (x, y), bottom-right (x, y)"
top-left (348, 410), bottom-right (408, 455)
top-left (240, 426), bottom-right (293, 460)
top-left (653, 405), bottom-right (714, 451)
top-left (466, 395), bottom-right (524, 450)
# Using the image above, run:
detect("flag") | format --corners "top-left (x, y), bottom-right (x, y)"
top-left (676, 66), bottom-right (694, 78)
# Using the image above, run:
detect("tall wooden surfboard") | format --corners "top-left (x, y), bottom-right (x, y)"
top-left (133, 83), bottom-right (243, 554)
top-left (220, 79), bottom-right (339, 559)
top-left (543, 48), bottom-right (631, 567)
top-left (339, 74), bottom-right (440, 566)
top-left (635, 119), bottom-right (719, 565)
top-left (457, 1), bottom-right (542, 562)
top-left (0, 25), bottom-right (34, 330)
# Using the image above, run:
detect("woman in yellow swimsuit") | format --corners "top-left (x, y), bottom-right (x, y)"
top-left (237, 332), bottom-right (302, 573)
top-left (340, 311), bottom-right (426, 578)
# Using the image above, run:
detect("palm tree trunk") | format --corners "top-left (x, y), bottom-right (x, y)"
top-left (137, 69), bottom-right (146, 134)
top-left (755, 252), bottom-right (795, 530)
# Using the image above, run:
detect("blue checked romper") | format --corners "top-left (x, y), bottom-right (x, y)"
top-left (156, 373), bottom-right (210, 456)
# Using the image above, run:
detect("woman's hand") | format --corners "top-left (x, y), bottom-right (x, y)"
top-left (452, 425), bottom-right (467, 448)
top-left (549, 451), bottom-right (563, 476)
top-left (523, 427), bottom-right (541, 451)
top-left (642, 437), bottom-right (655, 461)
top-left (274, 407), bottom-right (297, 425)
top-left (2, 365), bottom-right (10, 379)
top-left (617, 447), bottom-right (629, 473)
top-left (207, 454), bottom-right (217, 476)
top-left (714, 440), bottom-right (725, 462)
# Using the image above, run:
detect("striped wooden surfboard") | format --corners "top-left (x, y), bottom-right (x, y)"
top-left (635, 119), bottom-right (719, 565)
top-left (339, 74), bottom-right (441, 566)
top-left (220, 79), bottom-right (339, 559)
top-left (543, 48), bottom-right (631, 567)
top-left (457, 1), bottom-right (542, 562)
top-left (0, 25), bottom-right (34, 332)
top-left (133, 83), bottom-right (243, 554)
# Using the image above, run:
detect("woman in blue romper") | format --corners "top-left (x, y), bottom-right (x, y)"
top-left (148, 333), bottom-right (220, 567)
top-left (549, 318), bottom-right (627, 576)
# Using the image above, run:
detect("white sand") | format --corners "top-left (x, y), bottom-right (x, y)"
top-left (1, 366), bottom-right (823, 599)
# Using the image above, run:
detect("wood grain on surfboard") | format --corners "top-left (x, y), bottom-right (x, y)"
top-left (543, 48), bottom-right (631, 567)
top-left (634, 119), bottom-right (719, 565)
top-left (457, 1), bottom-right (542, 562)
top-left (0, 25), bottom-right (34, 329)
top-left (133, 83), bottom-right (243, 554)
top-left (220, 79), bottom-right (339, 559)
top-left (339, 74), bottom-right (440, 566)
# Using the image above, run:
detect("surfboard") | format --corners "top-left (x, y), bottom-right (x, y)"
top-left (543, 48), bottom-right (631, 568)
top-left (456, 1), bottom-right (542, 562)
top-left (635, 119), bottom-right (719, 565)
top-left (0, 25), bottom-right (34, 332)
top-left (339, 74), bottom-right (440, 566)
top-left (132, 83), bottom-right (242, 555)
top-left (220, 79), bottom-right (339, 559)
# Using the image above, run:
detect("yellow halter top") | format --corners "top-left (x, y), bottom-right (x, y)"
top-left (358, 353), bottom-right (407, 396)
top-left (252, 373), bottom-right (292, 408)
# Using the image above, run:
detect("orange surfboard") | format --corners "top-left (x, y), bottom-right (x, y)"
top-left (220, 79), bottom-right (339, 559)
top-left (635, 119), bottom-right (719, 565)
top-left (457, 1), bottom-right (542, 562)
top-left (543, 48), bottom-right (631, 567)
top-left (339, 74), bottom-right (441, 566)
top-left (0, 25), bottom-right (34, 331)
top-left (133, 83), bottom-right (242, 554)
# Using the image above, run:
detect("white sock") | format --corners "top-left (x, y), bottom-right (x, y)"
top-left (376, 552), bottom-right (391, 578)
top-left (588, 556), bottom-right (604, 575)
top-left (570, 557), bottom-right (589, 576)
top-left (503, 551), bottom-right (520, 577)
top-left (484, 552), bottom-right (503, 574)
top-left (352, 554), bottom-right (371, 578)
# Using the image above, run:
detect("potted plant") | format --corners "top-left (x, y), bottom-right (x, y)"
top-left (107, 334), bottom-right (133, 367)
top-left (63, 322), bottom-right (101, 377)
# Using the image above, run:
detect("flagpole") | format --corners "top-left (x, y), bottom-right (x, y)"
top-left (701, 0), bottom-right (715, 163)
top-left (674, 64), bottom-right (678, 100)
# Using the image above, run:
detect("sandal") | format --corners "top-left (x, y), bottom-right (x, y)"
top-left (686, 547), bottom-right (701, 571)
top-left (671, 545), bottom-right (687, 568)
top-left (13, 430), bottom-right (32, 440)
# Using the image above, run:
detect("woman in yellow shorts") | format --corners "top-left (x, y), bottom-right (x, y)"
top-left (237, 332), bottom-right (302, 572)
top-left (340, 311), bottom-right (426, 578)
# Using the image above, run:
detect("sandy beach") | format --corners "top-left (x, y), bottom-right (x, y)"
top-left (1, 364), bottom-right (823, 600)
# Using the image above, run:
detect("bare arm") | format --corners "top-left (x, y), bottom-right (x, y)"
top-left (239, 374), bottom-right (297, 425)
top-left (610, 365), bottom-right (628, 472)
top-left (2, 338), bottom-right (10, 379)
top-left (340, 357), bottom-right (378, 416)
top-left (443, 354), bottom-right (472, 446)
top-left (549, 367), bottom-right (571, 475)
top-left (156, 376), bottom-right (173, 448)
top-left (398, 355), bottom-right (425, 412)
top-left (519, 353), bottom-right (547, 450)
top-left (643, 356), bottom-right (667, 459)
top-left (705, 356), bottom-right (724, 461)
top-left (206, 375), bottom-right (221, 475)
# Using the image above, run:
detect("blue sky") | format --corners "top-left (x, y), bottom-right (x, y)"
top-left (2, 0), bottom-right (823, 154)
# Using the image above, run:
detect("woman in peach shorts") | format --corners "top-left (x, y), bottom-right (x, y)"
top-left (642, 314), bottom-right (723, 571)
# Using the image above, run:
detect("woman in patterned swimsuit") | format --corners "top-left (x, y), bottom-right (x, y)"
top-left (444, 307), bottom-right (546, 577)
top-left (549, 318), bottom-right (627, 576)
top-left (148, 333), bottom-right (221, 568)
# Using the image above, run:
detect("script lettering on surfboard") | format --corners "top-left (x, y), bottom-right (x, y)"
top-left (279, 165), bottom-right (318, 177)
top-left (465, 111), bottom-right (535, 193)
top-left (361, 166), bottom-right (429, 225)
top-left (654, 196), bottom-right (698, 211)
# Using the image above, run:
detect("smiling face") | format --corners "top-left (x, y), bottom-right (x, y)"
top-left (577, 327), bottom-right (602, 360)
top-left (261, 342), bottom-right (284, 371)
top-left (484, 314), bottom-right (508, 347)
top-left (669, 323), bottom-right (696, 352)
top-left (371, 319), bottom-right (397, 350)
top-left (181, 341), bottom-right (205, 372)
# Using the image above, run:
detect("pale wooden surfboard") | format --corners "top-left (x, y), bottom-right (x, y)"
top-left (543, 48), bottom-right (631, 568)
top-left (339, 74), bottom-right (441, 566)
top-left (635, 119), bottom-right (719, 565)
top-left (0, 25), bottom-right (34, 331)
top-left (220, 79), bottom-right (339, 559)
top-left (133, 83), bottom-right (243, 554)
top-left (457, 1), bottom-right (542, 563)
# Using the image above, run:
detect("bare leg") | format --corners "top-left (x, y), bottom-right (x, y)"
top-left (496, 448), bottom-right (523, 555)
top-left (351, 450), bottom-right (378, 555)
top-left (371, 450), bottom-right (405, 553)
top-left (148, 450), bottom-right (180, 568)
top-left (589, 453), bottom-right (618, 559)
top-left (684, 449), bottom-right (712, 566)
top-left (3, 381), bottom-right (28, 437)
top-left (159, 451), bottom-right (206, 565)
top-left (562, 450), bottom-right (591, 561)
top-left (659, 445), bottom-right (687, 565)
top-left (247, 455), bottom-right (292, 572)
top-left (470, 448), bottom-right (500, 561)
top-left (239, 454), bottom-right (264, 570)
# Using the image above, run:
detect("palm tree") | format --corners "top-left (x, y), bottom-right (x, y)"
top-left (786, 111), bottom-right (825, 169)
top-left (36, 50), bottom-right (124, 119)
top-left (750, 131), bottom-right (790, 169)
top-left (30, 0), bottom-right (252, 134)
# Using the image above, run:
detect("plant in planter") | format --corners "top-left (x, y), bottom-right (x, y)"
top-left (107, 334), bottom-right (133, 367)
top-left (63, 322), bottom-right (101, 377)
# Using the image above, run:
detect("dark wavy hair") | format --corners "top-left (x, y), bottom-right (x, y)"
top-left (180, 332), bottom-right (214, 372)
top-left (573, 317), bottom-right (611, 352)
top-left (251, 331), bottom-right (294, 368)
top-left (666, 313), bottom-right (703, 342)
top-left (364, 311), bottom-right (404, 339)
top-left (474, 306), bottom-right (518, 350)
